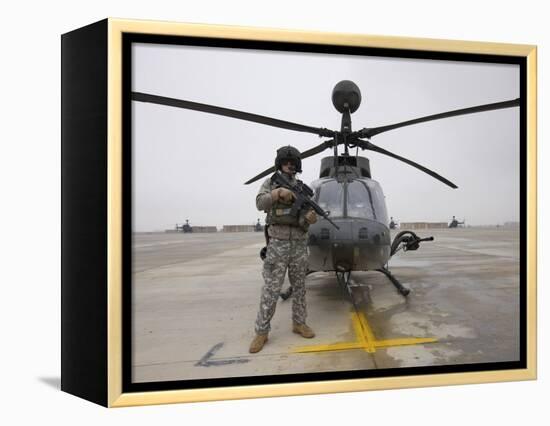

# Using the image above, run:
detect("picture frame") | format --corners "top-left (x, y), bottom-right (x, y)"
top-left (61, 18), bottom-right (537, 407)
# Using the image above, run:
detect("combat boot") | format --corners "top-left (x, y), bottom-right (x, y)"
top-left (292, 322), bottom-right (315, 338)
top-left (249, 333), bottom-right (268, 353)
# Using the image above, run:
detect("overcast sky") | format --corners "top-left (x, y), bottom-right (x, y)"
top-left (132, 43), bottom-right (519, 231)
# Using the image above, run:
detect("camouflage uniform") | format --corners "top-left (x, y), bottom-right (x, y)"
top-left (254, 175), bottom-right (310, 335)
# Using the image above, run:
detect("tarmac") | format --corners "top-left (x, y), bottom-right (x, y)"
top-left (132, 226), bottom-right (520, 383)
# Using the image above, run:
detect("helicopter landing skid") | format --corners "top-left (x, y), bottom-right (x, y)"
top-left (376, 267), bottom-right (410, 297)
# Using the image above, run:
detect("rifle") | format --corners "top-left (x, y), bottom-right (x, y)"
top-left (271, 171), bottom-right (340, 230)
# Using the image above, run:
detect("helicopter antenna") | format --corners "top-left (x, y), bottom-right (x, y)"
top-left (333, 139), bottom-right (338, 170)
top-left (341, 108), bottom-right (352, 156)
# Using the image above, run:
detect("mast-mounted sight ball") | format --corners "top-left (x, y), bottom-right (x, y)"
top-left (332, 80), bottom-right (362, 113)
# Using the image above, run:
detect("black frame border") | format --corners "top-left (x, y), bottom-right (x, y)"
top-left (61, 19), bottom-right (109, 406)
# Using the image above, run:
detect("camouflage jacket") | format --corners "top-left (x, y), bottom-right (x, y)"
top-left (256, 174), bottom-right (308, 241)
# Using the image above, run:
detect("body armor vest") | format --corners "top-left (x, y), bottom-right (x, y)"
top-left (267, 175), bottom-right (305, 228)
top-left (269, 199), bottom-right (301, 226)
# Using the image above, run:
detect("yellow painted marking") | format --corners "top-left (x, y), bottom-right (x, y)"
top-left (374, 338), bottom-right (438, 348)
top-left (295, 342), bottom-right (364, 353)
top-left (294, 311), bottom-right (438, 355)
top-left (357, 312), bottom-right (377, 353)
top-left (351, 311), bottom-right (375, 352)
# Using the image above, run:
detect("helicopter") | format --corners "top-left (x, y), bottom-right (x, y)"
top-left (449, 216), bottom-right (466, 228)
top-left (175, 219), bottom-right (193, 233)
top-left (132, 80), bottom-right (519, 297)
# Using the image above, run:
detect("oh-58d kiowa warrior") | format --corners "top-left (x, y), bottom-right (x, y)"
top-left (132, 79), bottom-right (520, 347)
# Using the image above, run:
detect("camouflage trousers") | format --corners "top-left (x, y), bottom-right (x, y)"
top-left (254, 238), bottom-right (308, 335)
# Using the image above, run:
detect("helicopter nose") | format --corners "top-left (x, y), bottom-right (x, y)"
top-left (308, 218), bottom-right (391, 271)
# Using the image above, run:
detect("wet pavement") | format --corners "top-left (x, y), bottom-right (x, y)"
top-left (132, 226), bottom-right (520, 383)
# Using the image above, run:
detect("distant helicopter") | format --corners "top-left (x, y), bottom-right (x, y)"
top-left (132, 80), bottom-right (519, 297)
top-left (449, 216), bottom-right (466, 228)
top-left (175, 219), bottom-right (193, 233)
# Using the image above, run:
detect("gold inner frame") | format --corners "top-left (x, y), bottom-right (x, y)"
top-left (106, 18), bottom-right (537, 407)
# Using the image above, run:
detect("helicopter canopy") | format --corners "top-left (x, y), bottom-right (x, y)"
top-left (313, 178), bottom-right (388, 224)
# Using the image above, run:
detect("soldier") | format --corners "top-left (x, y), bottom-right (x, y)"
top-left (249, 146), bottom-right (318, 353)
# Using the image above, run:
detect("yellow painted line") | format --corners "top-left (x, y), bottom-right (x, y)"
top-left (292, 310), bottom-right (438, 355)
top-left (357, 312), bottom-right (377, 353)
top-left (351, 311), bottom-right (374, 352)
top-left (294, 342), bottom-right (364, 353)
top-left (374, 337), bottom-right (438, 348)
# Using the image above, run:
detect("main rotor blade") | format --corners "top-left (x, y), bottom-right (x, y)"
top-left (244, 166), bottom-right (276, 185)
top-left (357, 139), bottom-right (458, 189)
top-left (299, 139), bottom-right (336, 160)
top-left (132, 92), bottom-right (336, 137)
top-left (359, 98), bottom-right (520, 138)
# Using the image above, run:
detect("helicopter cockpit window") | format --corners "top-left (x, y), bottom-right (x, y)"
top-left (316, 180), bottom-right (344, 218)
top-left (347, 180), bottom-right (388, 223)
